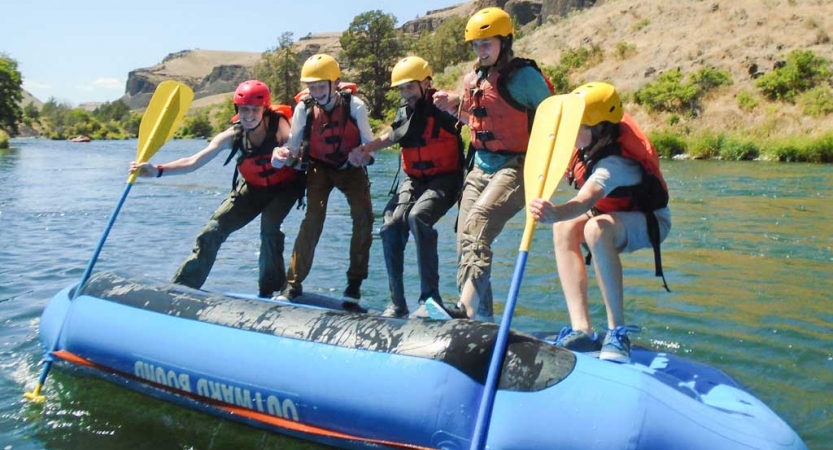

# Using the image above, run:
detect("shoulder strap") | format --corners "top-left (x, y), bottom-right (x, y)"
top-left (223, 123), bottom-right (244, 167)
top-left (302, 97), bottom-right (315, 142)
top-left (497, 58), bottom-right (554, 112)
top-left (340, 90), bottom-right (356, 125)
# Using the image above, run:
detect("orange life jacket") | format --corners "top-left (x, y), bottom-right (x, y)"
top-left (568, 114), bottom-right (671, 291)
top-left (568, 114), bottom-right (669, 214)
top-left (464, 58), bottom-right (552, 154)
top-left (397, 89), bottom-right (463, 179)
top-left (300, 86), bottom-right (361, 168)
top-left (225, 104), bottom-right (299, 188)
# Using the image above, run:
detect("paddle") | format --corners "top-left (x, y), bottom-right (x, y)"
top-left (23, 81), bottom-right (193, 403)
top-left (468, 93), bottom-right (585, 450)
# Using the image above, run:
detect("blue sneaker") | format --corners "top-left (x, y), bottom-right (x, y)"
top-left (425, 298), bottom-right (468, 320)
top-left (554, 327), bottom-right (601, 355)
top-left (599, 325), bottom-right (641, 363)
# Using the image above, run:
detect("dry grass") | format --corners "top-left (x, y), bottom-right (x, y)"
top-left (516, 0), bottom-right (833, 139)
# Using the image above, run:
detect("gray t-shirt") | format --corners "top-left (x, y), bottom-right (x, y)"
top-left (587, 155), bottom-right (671, 220)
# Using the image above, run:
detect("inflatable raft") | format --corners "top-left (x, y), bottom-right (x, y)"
top-left (37, 271), bottom-right (807, 450)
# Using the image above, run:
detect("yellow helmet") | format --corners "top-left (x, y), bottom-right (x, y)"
top-left (390, 56), bottom-right (432, 87)
top-left (571, 82), bottom-right (624, 126)
top-left (300, 54), bottom-right (341, 83)
top-left (465, 7), bottom-right (514, 42)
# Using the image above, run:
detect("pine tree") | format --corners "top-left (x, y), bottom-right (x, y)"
top-left (340, 11), bottom-right (405, 120)
top-left (254, 32), bottom-right (302, 106)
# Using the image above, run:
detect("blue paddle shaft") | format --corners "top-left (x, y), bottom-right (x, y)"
top-left (38, 182), bottom-right (132, 384)
top-left (72, 183), bottom-right (133, 300)
top-left (470, 250), bottom-right (528, 450)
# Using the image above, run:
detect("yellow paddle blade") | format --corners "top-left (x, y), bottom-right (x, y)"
top-left (128, 80), bottom-right (194, 183)
top-left (520, 94), bottom-right (585, 251)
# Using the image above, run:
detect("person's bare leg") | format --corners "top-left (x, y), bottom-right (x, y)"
top-left (584, 215), bottom-right (628, 329)
top-left (553, 215), bottom-right (593, 333)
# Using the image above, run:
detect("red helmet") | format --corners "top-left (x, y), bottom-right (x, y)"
top-left (234, 80), bottom-right (271, 107)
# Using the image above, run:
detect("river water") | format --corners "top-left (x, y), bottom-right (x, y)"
top-left (1, 138), bottom-right (830, 449)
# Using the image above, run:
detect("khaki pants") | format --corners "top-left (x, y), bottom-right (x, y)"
top-left (286, 162), bottom-right (374, 288)
top-left (173, 179), bottom-right (302, 297)
top-left (456, 158), bottom-right (525, 317)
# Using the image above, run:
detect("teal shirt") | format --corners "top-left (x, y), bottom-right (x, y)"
top-left (475, 64), bottom-right (552, 173)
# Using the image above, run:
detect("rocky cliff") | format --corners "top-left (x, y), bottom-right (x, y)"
top-left (121, 49), bottom-right (262, 109)
top-left (119, 0), bottom-right (608, 110)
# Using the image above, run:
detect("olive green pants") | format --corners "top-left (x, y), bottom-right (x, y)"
top-left (173, 180), bottom-right (301, 297)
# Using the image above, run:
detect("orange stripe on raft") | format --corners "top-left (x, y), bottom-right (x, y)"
top-left (51, 350), bottom-right (435, 450)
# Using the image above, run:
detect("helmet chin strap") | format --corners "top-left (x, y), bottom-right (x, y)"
top-left (316, 81), bottom-right (335, 108)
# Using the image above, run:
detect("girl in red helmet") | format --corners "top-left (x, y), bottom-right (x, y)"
top-left (129, 79), bottom-right (303, 298)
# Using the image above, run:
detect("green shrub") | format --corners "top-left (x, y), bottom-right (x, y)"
top-left (635, 69), bottom-right (699, 113)
top-left (0, 129), bottom-right (9, 149)
top-left (635, 67), bottom-right (732, 115)
top-left (649, 130), bottom-right (687, 158)
top-left (687, 132), bottom-right (724, 159)
top-left (764, 139), bottom-right (803, 162)
top-left (755, 50), bottom-right (831, 101)
top-left (736, 90), bottom-right (759, 111)
top-left (762, 133), bottom-right (833, 162)
top-left (177, 110), bottom-right (214, 139)
top-left (541, 64), bottom-right (573, 93)
top-left (805, 133), bottom-right (833, 162)
top-left (614, 41), bottom-right (637, 61)
top-left (690, 67), bottom-right (733, 91)
top-left (719, 138), bottom-right (760, 161)
top-left (798, 86), bottom-right (833, 116)
top-left (560, 44), bottom-right (604, 70)
top-left (632, 18), bottom-right (650, 32)
top-left (433, 62), bottom-right (468, 91)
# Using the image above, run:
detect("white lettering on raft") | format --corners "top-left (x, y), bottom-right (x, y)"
top-left (133, 361), bottom-right (298, 421)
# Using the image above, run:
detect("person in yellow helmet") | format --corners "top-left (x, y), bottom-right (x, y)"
top-left (428, 7), bottom-right (553, 321)
top-left (353, 56), bottom-right (464, 318)
top-left (271, 54), bottom-right (375, 309)
top-left (529, 82), bottom-right (672, 363)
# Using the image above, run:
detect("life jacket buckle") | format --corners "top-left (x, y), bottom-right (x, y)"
top-left (471, 107), bottom-right (488, 118)
top-left (324, 135), bottom-right (342, 145)
top-left (475, 130), bottom-right (495, 142)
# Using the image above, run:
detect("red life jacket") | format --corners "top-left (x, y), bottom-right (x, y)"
top-left (464, 58), bottom-right (553, 153)
top-left (301, 87), bottom-right (361, 168)
top-left (397, 89), bottom-right (463, 178)
top-left (568, 114), bottom-right (669, 214)
top-left (226, 104), bottom-right (299, 188)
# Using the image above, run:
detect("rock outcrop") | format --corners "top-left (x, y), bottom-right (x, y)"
top-left (121, 49), bottom-right (260, 109)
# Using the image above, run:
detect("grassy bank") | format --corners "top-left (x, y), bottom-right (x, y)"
top-left (650, 130), bottom-right (833, 163)
top-left (0, 130), bottom-right (9, 149)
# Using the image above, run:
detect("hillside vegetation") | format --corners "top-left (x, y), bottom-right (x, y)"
top-left (13, 0), bottom-right (833, 161)
top-left (515, 0), bottom-right (833, 153)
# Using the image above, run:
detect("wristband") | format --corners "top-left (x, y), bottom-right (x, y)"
top-left (156, 165), bottom-right (164, 178)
